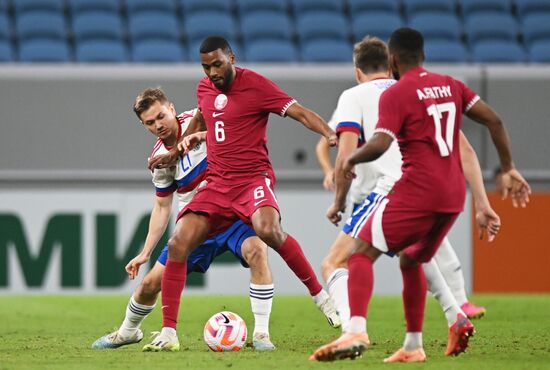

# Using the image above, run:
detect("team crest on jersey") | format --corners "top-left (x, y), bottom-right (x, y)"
top-left (214, 94), bottom-right (228, 110)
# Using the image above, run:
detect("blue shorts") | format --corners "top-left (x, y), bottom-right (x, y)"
top-left (157, 220), bottom-right (256, 273)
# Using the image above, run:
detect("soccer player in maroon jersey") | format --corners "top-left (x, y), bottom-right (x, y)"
top-left (143, 36), bottom-right (340, 351)
top-left (310, 28), bottom-right (530, 363)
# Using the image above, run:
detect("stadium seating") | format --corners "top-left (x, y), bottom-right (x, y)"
top-left (16, 11), bottom-right (66, 41)
top-left (72, 12), bottom-right (125, 41)
top-left (465, 12), bottom-right (519, 45)
top-left (290, 0), bottom-right (344, 15)
top-left (236, 0), bottom-right (288, 15)
top-left (297, 11), bottom-right (349, 43)
top-left (180, 0), bottom-right (232, 15)
top-left (424, 40), bottom-right (469, 62)
top-left (68, 0), bottom-right (121, 16)
top-left (409, 12), bottom-right (462, 41)
top-left (460, 0), bottom-right (512, 16)
top-left (18, 39), bottom-right (71, 62)
top-left (132, 39), bottom-right (186, 62)
top-left (125, 0), bottom-right (177, 15)
top-left (245, 39), bottom-right (299, 62)
top-left (402, 0), bottom-right (456, 16)
top-left (347, 0), bottom-right (401, 15)
top-left (128, 12), bottom-right (180, 42)
top-left (241, 11), bottom-right (293, 43)
top-left (302, 39), bottom-right (352, 62)
top-left (0, 13), bottom-right (10, 41)
top-left (516, 0), bottom-right (550, 17)
top-left (522, 14), bottom-right (550, 45)
top-left (472, 40), bottom-right (527, 62)
top-left (184, 12), bottom-right (238, 45)
top-left (11, 0), bottom-right (65, 15)
top-left (76, 39), bottom-right (128, 62)
top-left (0, 40), bottom-right (13, 61)
top-left (529, 40), bottom-right (550, 62)
top-left (351, 12), bottom-right (403, 42)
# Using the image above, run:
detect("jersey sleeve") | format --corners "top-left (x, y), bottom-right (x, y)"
top-left (374, 89), bottom-right (401, 140)
top-left (151, 167), bottom-right (177, 197)
top-left (333, 89), bottom-right (362, 138)
top-left (255, 74), bottom-right (296, 116)
top-left (196, 79), bottom-right (207, 112)
top-left (455, 78), bottom-right (480, 112)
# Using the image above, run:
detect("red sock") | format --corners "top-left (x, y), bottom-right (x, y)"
top-left (348, 253), bottom-right (374, 317)
top-left (161, 260), bottom-right (187, 329)
top-left (276, 234), bottom-right (322, 296)
top-left (401, 262), bottom-right (427, 332)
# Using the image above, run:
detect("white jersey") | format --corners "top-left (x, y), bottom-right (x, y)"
top-left (150, 109), bottom-right (207, 210)
top-left (332, 78), bottom-right (402, 203)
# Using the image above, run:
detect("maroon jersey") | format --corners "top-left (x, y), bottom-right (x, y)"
top-left (376, 66), bottom-right (480, 212)
top-left (197, 67), bottom-right (296, 183)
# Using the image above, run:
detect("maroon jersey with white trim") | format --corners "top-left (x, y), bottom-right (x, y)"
top-left (197, 67), bottom-right (296, 183)
top-left (375, 67), bottom-right (479, 212)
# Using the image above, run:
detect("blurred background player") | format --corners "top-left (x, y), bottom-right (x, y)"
top-left (92, 88), bottom-right (276, 351)
top-left (311, 28), bottom-right (530, 363)
top-left (144, 36), bottom-right (340, 351)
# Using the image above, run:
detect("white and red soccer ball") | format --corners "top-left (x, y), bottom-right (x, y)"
top-left (203, 311), bottom-right (247, 352)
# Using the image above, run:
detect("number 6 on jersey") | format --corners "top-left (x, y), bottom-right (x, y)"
top-left (215, 121), bottom-right (225, 142)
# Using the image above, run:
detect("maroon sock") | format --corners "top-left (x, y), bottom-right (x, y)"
top-left (161, 260), bottom-right (187, 329)
top-left (275, 234), bottom-right (323, 296)
top-left (401, 263), bottom-right (427, 332)
top-left (348, 253), bottom-right (374, 318)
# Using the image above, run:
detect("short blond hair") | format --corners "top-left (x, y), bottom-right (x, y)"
top-left (353, 36), bottom-right (389, 74)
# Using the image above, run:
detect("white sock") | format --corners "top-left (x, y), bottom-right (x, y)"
top-left (423, 259), bottom-right (464, 326)
top-left (404, 332), bottom-right (423, 351)
top-left (327, 268), bottom-right (350, 332)
top-left (249, 283), bottom-right (274, 335)
top-left (434, 238), bottom-right (468, 306)
top-left (118, 296), bottom-right (155, 339)
top-left (312, 288), bottom-right (329, 305)
top-left (347, 316), bottom-right (367, 334)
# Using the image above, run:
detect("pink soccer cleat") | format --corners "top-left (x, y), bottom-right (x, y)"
top-left (445, 313), bottom-right (475, 356)
top-left (461, 302), bottom-right (486, 319)
top-left (383, 347), bottom-right (427, 363)
top-left (309, 332), bottom-right (370, 362)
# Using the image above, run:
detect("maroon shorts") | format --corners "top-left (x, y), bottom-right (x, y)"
top-left (176, 174), bottom-right (280, 237)
top-left (357, 197), bottom-right (459, 263)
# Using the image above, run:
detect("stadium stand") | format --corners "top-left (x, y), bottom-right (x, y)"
top-left (245, 39), bottom-right (299, 62)
top-left (76, 39), bottom-right (128, 62)
top-left (11, 0), bottom-right (65, 15)
top-left (409, 12), bottom-right (462, 41)
top-left (68, 0), bottom-right (121, 16)
top-left (297, 11), bottom-right (349, 43)
top-left (465, 12), bottom-right (519, 45)
top-left (241, 11), bottom-right (293, 43)
top-left (402, 0), bottom-right (456, 16)
top-left (351, 12), bottom-right (404, 42)
top-left (516, 0), bottom-right (550, 17)
top-left (19, 39), bottom-right (70, 62)
top-left (472, 40), bottom-right (527, 62)
top-left (125, 0), bottom-right (177, 15)
top-left (522, 14), bottom-right (550, 45)
top-left (529, 40), bottom-right (550, 62)
top-left (0, 39), bottom-right (13, 61)
top-left (290, 0), bottom-right (344, 14)
top-left (302, 39), bottom-right (352, 62)
top-left (180, 0), bottom-right (232, 15)
top-left (424, 40), bottom-right (470, 62)
top-left (132, 39), bottom-right (186, 62)
top-left (0, 12), bottom-right (10, 40)
top-left (16, 11), bottom-right (66, 41)
top-left (127, 12), bottom-right (180, 43)
top-left (236, 0), bottom-right (288, 15)
top-left (184, 12), bottom-right (238, 45)
top-left (460, 0), bottom-right (513, 16)
top-left (347, 0), bottom-right (401, 14)
top-left (72, 12), bottom-right (125, 42)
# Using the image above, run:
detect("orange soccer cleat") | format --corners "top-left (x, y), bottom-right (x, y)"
top-left (461, 302), bottom-right (487, 319)
top-left (445, 313), bottom-right (475, 356)
top-left (383, 347), bottom-right (427, 363)
top-left (309, 332), bottom-right (370, 362)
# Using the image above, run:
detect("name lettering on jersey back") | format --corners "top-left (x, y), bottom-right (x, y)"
top-left (416, 85), bottom-right (452, 101)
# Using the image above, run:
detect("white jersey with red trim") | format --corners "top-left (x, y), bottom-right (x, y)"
top-left (332, 78), bottom-right (402, 203)
top-left (150, 108), bottom-right (207, 210)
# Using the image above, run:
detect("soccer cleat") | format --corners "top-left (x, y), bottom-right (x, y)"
top-left (316, 296), bottom-right (341, 329)
top-left (383, 347), bottom-right (427, 363)
top-left (461, 302), bottom-right (486, 319)
top-left (142, 331), bottom-right (180, 352)
top-left (445, 313), bottom-right (475, 356)
top-left (309, 332), bottom-right (370, 362)
top-left (91, 329), bottom-right (143, 349)
top-left (252, 332), bottom-right (276, 351)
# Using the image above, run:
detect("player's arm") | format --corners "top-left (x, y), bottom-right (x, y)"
top-left (315, 137), bottom-right (335, 191)
top-left (125, 194), bottom-right (173, 279)
top-left (459, 131), bottom-right (500, 241)
top-left (178, 130), bottom-right (207, 154)
top-left (465, 100), bottom-right (531, 203)
top-left (148, 110), bottom-right (206, 170)
top-left (344, 132), bottom-right (393, 179)
top-left (286, 103), bottom-right (338, 146)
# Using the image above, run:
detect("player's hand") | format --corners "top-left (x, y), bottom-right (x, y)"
top-left (475, 206), bottom-right (501, 242)
top-left (496, 168), bottom-right (531, 208)
top-left (323, 170), bottom-right (335, 191)
top-left (125, 253), bottom-right (150, 280)
top-left (148, 150), bottom-right (178, 170)
top-left (327, 133), bottom-right (338, 147)
top-left (326, 201), bottom-right (345, 226)
top-left (178, 132), bottom-right (202, 154)
top-left (342, 158), bottom-right (357, 181)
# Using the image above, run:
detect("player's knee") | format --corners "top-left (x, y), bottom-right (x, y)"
top-left (244, 242), bottom-right (268, 268)
top-left (167, 235), bottom-right (188, 261)
top-left (254, 223), bottom-right (284, 246)
top-left (139, 274), bottom-right (161, 298)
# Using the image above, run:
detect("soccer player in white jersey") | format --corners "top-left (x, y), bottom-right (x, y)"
top-left (316, 37), bottom-right (500, 347)
top-left (92, 88), bottom-right (276, 351)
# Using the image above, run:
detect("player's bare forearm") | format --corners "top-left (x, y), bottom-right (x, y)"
top-left (141, 195), bottom-right (173, 258)
top-left (334, 132), bottom-right (359, 206)
top-left (316, 137), bottom-right (333, 175)
top-left (286, 103), bottom-right (337, 145)
top-left (459, 131), bottom-right (491, 210)
top-left (348, 132), bottom-right (393, 165)
top-left (187, 110), bottom-right (206, 134)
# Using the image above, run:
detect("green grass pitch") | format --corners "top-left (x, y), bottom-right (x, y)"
top-left (1, 295), bottom-right (549, 370)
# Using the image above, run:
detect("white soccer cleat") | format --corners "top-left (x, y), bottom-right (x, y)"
top-left (92, 329), bottom-right (143, 349)
top-left (316, 296), bottom-right (342, 328)
top-left (142, 331), bottom-right (180, 352)
top-left (252, 332), bottom-right (276, 351)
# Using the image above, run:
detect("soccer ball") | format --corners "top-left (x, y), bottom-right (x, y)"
top-left (203, 311), bottom-right (247, 352)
